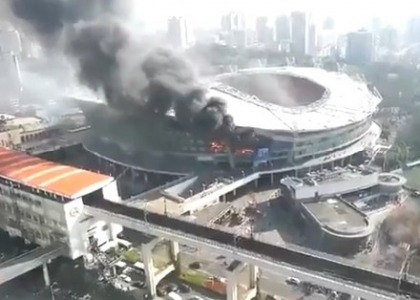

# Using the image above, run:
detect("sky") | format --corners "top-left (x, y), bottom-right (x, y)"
top-left (130, 0), bottom-right (418, 32)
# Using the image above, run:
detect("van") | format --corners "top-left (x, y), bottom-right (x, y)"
top-left (167, 291), bottom-right (182, 300)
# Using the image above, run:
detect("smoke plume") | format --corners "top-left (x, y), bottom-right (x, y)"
top-left (9, 0), bottom-right (234, 136)
top-left (10, 0), bottom-right (127, 45)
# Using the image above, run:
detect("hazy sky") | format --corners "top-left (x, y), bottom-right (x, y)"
top-left (131, 0), bottom-right (417, 32)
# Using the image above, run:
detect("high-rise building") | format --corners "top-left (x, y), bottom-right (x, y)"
top-left (255, 16), bottom-right (271, 45)
top-left (221, 12), bottom-right (248, 47)
top-left (167, 17), bottom-right (193, 49)
top-left (406, 16), bottom-right (420, 44)
top-left (274, 15), bottom-right (291, 43)
top-left (291, 11), bottom-right (310, 56)
top-left (308, 24), bottom-right (317, 56)
top-left (221, 11), bottom-right (246, 32)
top-left (346, 30), bottom-right (374, 66)
top-left (378, 26), bottom-right (399, 50)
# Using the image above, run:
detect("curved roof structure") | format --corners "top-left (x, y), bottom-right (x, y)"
top-left (209, 67), bottom-right (382, 132)
top-left (0, 147), bottom-right (113, 199)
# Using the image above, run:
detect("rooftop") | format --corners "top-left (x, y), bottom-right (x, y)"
top-left (210, 67), bottom-right (381, 132)
top-left (303, 198), bottom-right (369, 236)
top-left (282, 165), bottom-right (376, 190)
top-left (0, 147), bottom-right (113, 199)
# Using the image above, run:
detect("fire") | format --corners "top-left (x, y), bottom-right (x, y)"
top-left (209, 141), bottom-right (254, 154)
top-left (210, 141), bottom-right (225, 153)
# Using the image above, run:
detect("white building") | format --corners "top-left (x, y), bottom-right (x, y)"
top-left (167, 16), bottom-right (193, 49)
top-left (291, 11), bottom-right (310, 56)
top-left (0, 147), bottom-right (122, 259)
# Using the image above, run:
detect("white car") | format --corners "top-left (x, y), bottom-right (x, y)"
top-left (119, 274), bottom-right (132, 283)
top-left (285, 277), bottom-right (300, 286)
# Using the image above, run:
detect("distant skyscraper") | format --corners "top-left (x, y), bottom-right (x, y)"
top-left (378, 26), bottom-right (399, 50)
top-left (407, 16), bottom-right (420, 44)
top-left (221, 12), bottom-right (245, 32)
top-left (167, 17), bottom-right (193, 49)
top-left (221, 12), bottom-right (248, 47)
top-left (274, 15), bottom-right (291, 43)
top-left (346, 30), bottom-right (374, 66)
top-left (256, 16), bottom-right (271, 45)
top-left (291, 11), bottom-right (309, 56)
top-left (308, 24), bottom-right (317, 56)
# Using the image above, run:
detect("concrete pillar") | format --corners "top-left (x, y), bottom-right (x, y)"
top-left (170, 241), bottom-right (180, 262)
top-left (233, 189), bottom-right (237, 197)
top-left (144, 173), bottom-right (149, 183)
top-left (42, 263), bottom-right (50, 287)
top-left (141, 243), bottom-right (156, 297)
top-left (227, 271), bottom-right (238, 300)
top-left (222, 194), bottom-right (227, 202)
top-left (270, 173), bottom-right (274, 186)
top-left (254, 179), bottom-right (258, 189)
top-left (249, 265), bottom-right (258, 288)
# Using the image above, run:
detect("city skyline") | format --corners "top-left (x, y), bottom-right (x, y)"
top-left (131, 0), bottom-right (418, 32)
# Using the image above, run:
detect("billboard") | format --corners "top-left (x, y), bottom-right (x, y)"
top-left (253, 147), bottom-right (270, 166)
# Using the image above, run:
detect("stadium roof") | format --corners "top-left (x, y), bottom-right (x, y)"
top-left (0, 147), bottom-right (113, 199)
top-left (210, 67), bottom-right (382, 132)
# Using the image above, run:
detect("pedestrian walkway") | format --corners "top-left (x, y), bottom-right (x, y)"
top-left (0, 242), bottom-right (65, 285)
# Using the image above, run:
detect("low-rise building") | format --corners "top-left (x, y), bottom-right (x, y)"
top-left (0, 114), bottom-right (58, 148)
top-left (280, 165), bottom-right (406, 254)
top-left (0, 146), bottom-right (122, 259)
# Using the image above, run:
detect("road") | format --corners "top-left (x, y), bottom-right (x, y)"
top-left (178, 249), bottom-right (313, 299)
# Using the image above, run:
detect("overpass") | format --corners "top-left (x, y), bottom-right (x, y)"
top-left (0, 242), bottom-right (66, 286)
top-left (84, 198), bottom-right (420, 300)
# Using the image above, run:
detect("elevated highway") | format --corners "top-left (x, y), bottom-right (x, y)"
top-left (84, 198), bottom-right (420, 300)
top-left (0, 242), bottom-right (66, 285)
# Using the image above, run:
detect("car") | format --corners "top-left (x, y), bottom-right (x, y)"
top-left (188, 297), bottom-right (203, 300)
top-left (131, 281), bottom-right (145, 289)
top-left (285, 277), bottom-right (300, 286)
top-left (166, 283), bottom-right (179, 292)
top-left (178, 283), bottom-right (191, 293)
top-left (119, 274), bottom-right (132, 283)
top-left (189, 262), bottom-right (202, 269)
top-left (157, 285), bottom-right (168, 297)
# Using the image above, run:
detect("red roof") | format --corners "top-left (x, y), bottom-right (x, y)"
top-left (0, 147), bottom-right (113, 199)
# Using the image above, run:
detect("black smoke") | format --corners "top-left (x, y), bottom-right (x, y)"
top-left (9, 1), bottom-right (235, 136)
top-left (10, 0), bottom-right (126, 45)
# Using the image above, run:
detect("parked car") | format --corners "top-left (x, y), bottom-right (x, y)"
top-left (119, 274), bottom-right (132, 283)
top-left (157, 284), bottom-right (168, 297)
top-left (132, 281), bottom-right (145, 289)
top-left (166, 283), bottom-right (179, 292)
top-left (189, 262), bottom-right (202, 269)
top-left (285, 277), bottom-right (300, 286)
top-left (178, 283), bottom-right (191, 293)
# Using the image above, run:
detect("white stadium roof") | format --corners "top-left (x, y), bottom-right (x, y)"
top-left (209, 67), bottom-right (382, 133)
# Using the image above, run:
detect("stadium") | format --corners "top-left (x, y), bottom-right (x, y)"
top-left (74, 67), bottom-right (383, 175)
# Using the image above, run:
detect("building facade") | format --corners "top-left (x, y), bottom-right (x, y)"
top-left (291, 11), bottom-right (309, 56)
top-left (0, 147), bottom-right (122, 259)
top-left (167, 17), bottom-right (193, 49)
top-left (346, 30), bottom-right (374, 66)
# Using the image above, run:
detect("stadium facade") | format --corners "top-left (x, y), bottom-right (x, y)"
top-left (74, 67), bottom-right (382, 175)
